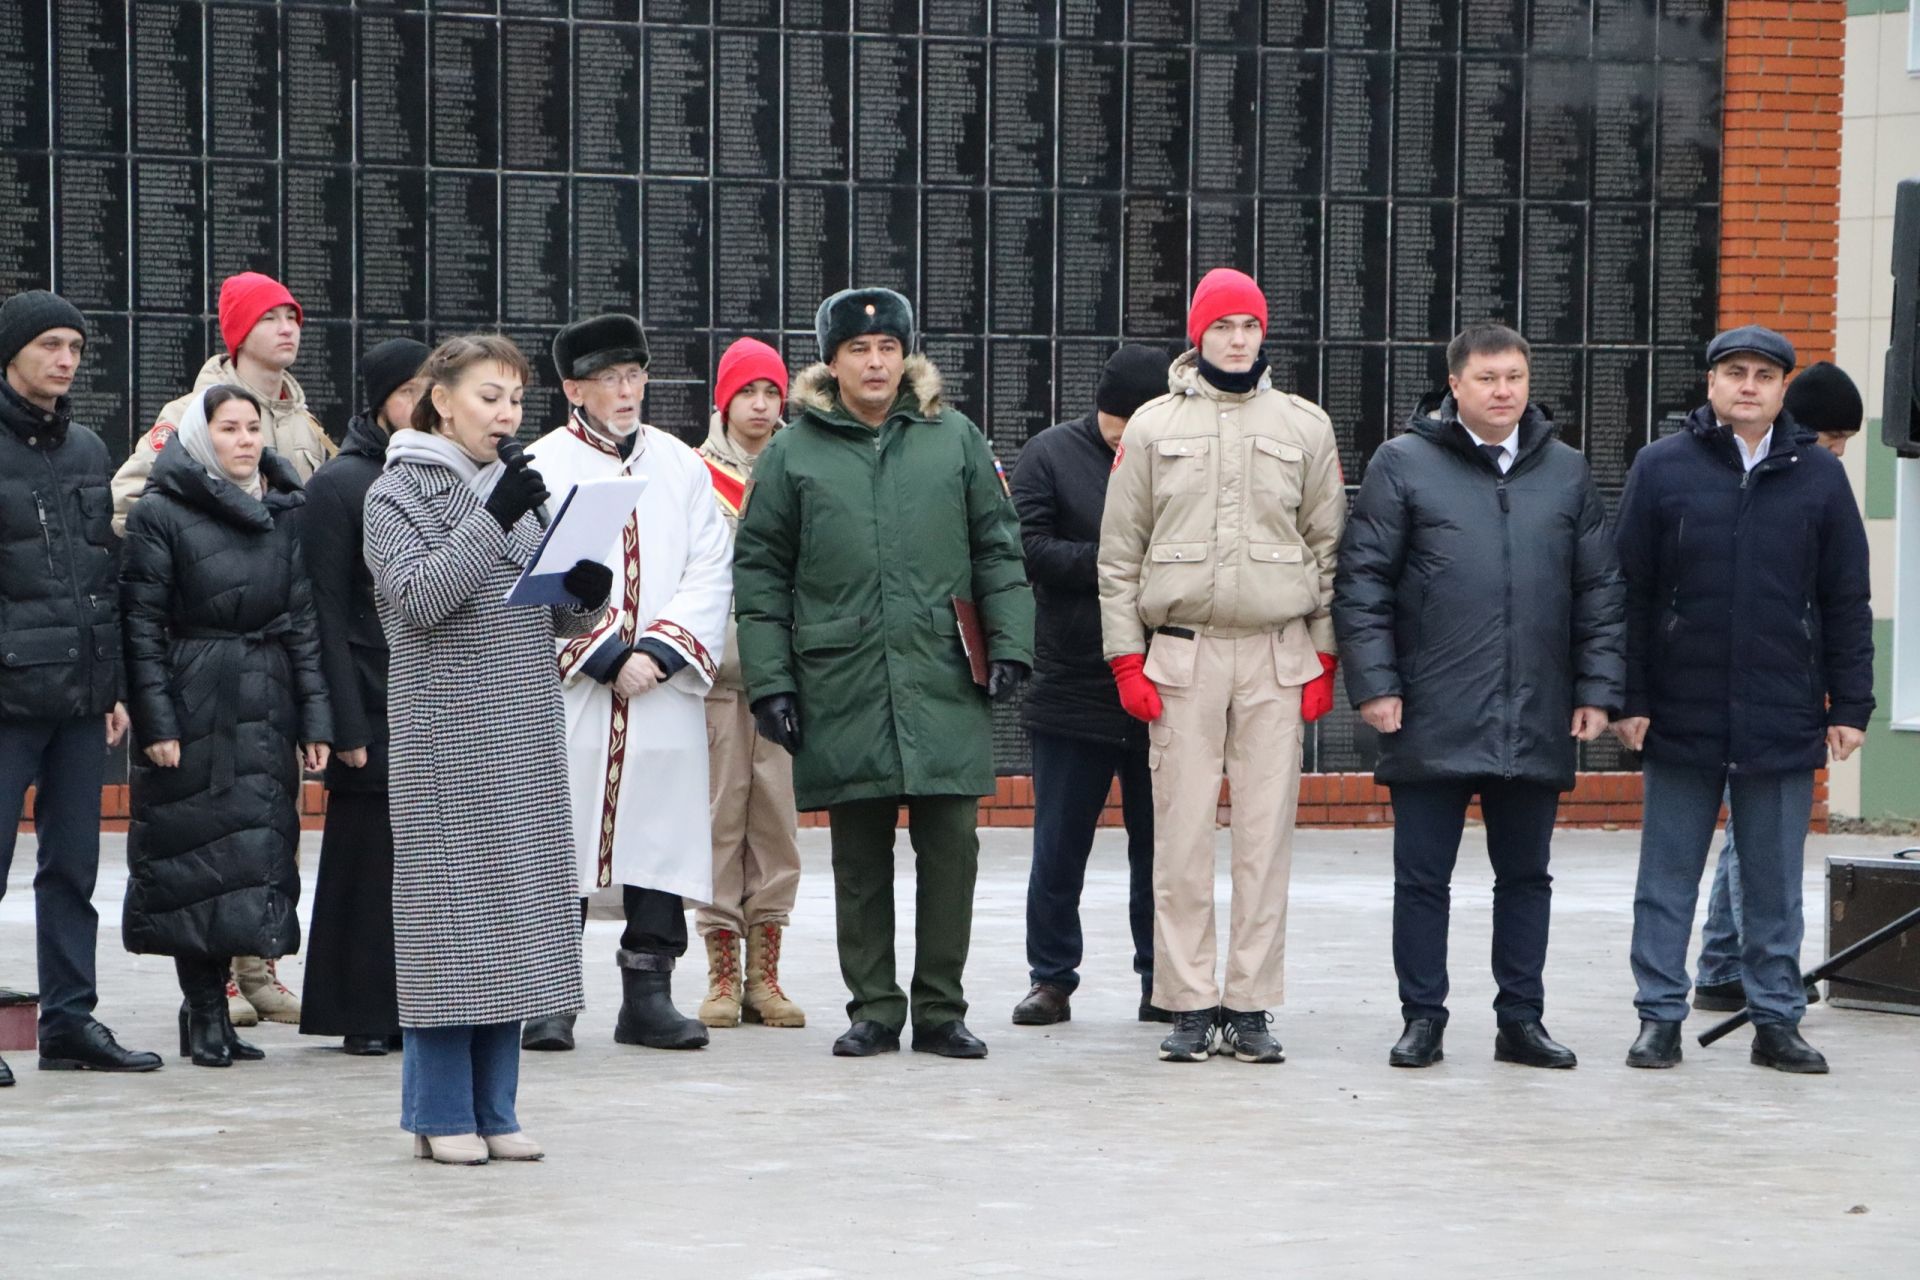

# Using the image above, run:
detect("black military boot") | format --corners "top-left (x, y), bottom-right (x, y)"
top-left (613, 950), bottom-right (709, 1050)
top-left (1750, 1023), bottom-right (1829, 1074)
top-left (1389, 1018), bottom-right (1445, 1067)
top-left (1625, 1019), bottom-right (1682, 1068)
top-left (522, 1014), bottom-right (577, 1052)
top-left (1157, 1007), bottom-right (1219, 1062)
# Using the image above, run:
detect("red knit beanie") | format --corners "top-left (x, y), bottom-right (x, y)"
top-left (218, 272), bottom-right (302, 355)
top-left (715, 337), bottom-right (789, 415)
top-left (1186, 268), bottom-right (1268, 350)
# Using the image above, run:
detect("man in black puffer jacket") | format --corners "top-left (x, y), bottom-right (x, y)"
top-left (0, 290), bottom-right (162, 1080)
top-left (1335, 322), bottom-right (1624, 1071)
top-left (1010, 344), bottom-right (1171, 1028)
top-left (1613, 326), bottom-right (1873, 1075)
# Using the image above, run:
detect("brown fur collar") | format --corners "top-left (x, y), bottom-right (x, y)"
top-left (790, 353), bottom-right (944, 421)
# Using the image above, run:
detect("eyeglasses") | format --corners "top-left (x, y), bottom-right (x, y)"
top-left (589, 369), bottom-right (649, 390)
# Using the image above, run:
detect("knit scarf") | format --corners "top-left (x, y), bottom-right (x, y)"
top-left (383, 427), bottom-right (507, 501)
top-left (1196, 354), bottom-right (1271, 397)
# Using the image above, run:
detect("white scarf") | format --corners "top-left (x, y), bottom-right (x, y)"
top-left (172, 387), bottom-right (265, 500)
top-left (383, 428), bottom-right (507, 500)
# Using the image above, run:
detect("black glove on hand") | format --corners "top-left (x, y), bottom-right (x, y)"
top-left (988, 660), bottom-right (1029, 704)
top-left (751, 693), bottom-right (801, 754)
top-left (483, 455), bottom-right (550, 532)
top-left (561, 558), bottom-right (614, 610)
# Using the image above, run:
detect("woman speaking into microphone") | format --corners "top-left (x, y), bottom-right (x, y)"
top-left (363, 335), bottom-right (612, 1166)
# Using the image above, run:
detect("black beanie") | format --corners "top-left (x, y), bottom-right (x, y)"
top-left (1097, 344), bottom-right (1173, 420)
top-left (0, 290), bottom-right (88, 371)
top-left (361, 337), bottom-right (431, 418)
top-left (1784, 361), bottom-right (1864, 436)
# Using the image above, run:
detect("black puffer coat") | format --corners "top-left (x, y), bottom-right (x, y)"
top-left (1011, 413), bottom-right (1143, 749)
top-left (1333, 400), bottom-right (1625, 790)
top-left (120, 443), bottom-right (331, 959)
top-left (1614, 405), bottom-right (1874, 773)
top-left (0, 380), bottom-right (120, 721)
top-left (301, 414), bottom-right (391, 793)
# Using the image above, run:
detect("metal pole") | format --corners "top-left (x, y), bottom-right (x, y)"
top-left (1698, 903), bottom-right (1920, 1047)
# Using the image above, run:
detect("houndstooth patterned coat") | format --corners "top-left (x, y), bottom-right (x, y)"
top-left (363, 460), bottom-right (595, 1028)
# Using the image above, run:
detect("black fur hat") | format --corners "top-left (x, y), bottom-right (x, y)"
top-left (814, 288), bottom-right (914, 361)
top-left (552, 313), bottom-right (650, 380)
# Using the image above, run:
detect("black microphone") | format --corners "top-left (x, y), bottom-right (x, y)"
top-left (494, 436), bottom-right (552, 526)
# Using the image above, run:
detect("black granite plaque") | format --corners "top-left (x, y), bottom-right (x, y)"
top-left (990, 192), bottom-right (1052, 334)
top-left (647, 379), bottom-right (711, 448)
top-left (923, 191), bottom-right (987, 334)
top-left (1653, 205), bottom-right (1716, 347)
top-left (1456, 203), bottom-right (1520, 326)
top-left (360, 169), bottom-right (428, 321)
top-left (785, 35), bottom-right (850, 182)
top-left (921, 335), bottom-right (984, 423)
top-left (993, 0), bottom-right (1055, 39)
top-left (644, 180), bottom-right (711, 328)
top-left (502, 175), bottom-right (569, 325)
top-left (209, 5), bottom-right (280, 160)
top-left (786, 0), bottom-right (853, 31)
top-left (430, 171), bottom-right (499, 322)
top-left (991, 44), bottom-right (1053, 189)
top-left (207, 164), bottom-right (281, 311)
top-left (1389, 345), bottom-right (1449, 425)
top-left (1058, 194), bottom-right (1122, 335)
top-left (1330, 0), bottom-right (1394, 48)
top-left (1122, 197), bottom-right (1188, 339)
top-left (1529, 346), bottom-right (1583, 434)
top-left (131, 3), bottom-right (200, 157)
top-left (646, 28), bottom-right (711, 177)
top-left (1530, 0), bottom-right (1591, 54)
top-left (294, 320), bottom-right (355, 441)
top-left (1460, 57), bottom-right (1522, 196)
top-left (1194, 0), bottom-right (1262, 43)
top-left (359, 13), bottom-right (427, 167)
top-left (573, 177), bottom-right (642, 316)
top-left (1053, 340), bottom-right (1116, 423)
top-left (52, 0), bottom-right (126, 154)
top-left (1399, 0), bottom-right (1459, 49)
top-left (716, 31), bottom-right (781, 180)
top-left (0, 154), bottom-right (48, 298)
top-left (430, 17), bottom-right (499, 170)
top-left (1585, 348), bottom-right (1650, 487)
top-left (987, 337), bottom-right (1052, 460)
top-left (132, 160), bottom-right (203, 313)
top-left (1193, 199), bottom-right (1256, 276)
top-left (52, 156), bottom-right (120, 309)
top-left (1312, 701), bottom-right (1382, 774)
top-left (857, 0), bottom-right (919, 33)
top-left (1597, 0), bottom-right (1657, 56)
top-left (285, 9), bottom-right (353, 164)
top-left (1522, 203), bottom-right (1585, 345)
top-left (1391, 203), bottom-right (1454, 342)
top-left (646, 329), bottom-right (711, 382)
top-left (924, 43), bottom-right (987, 187)
top-left (1325, 201), bottom-right (1389, 341)
top-left (929, 0), bottom-right (987, 35)
top-left (650, 0), bottom-right (712, 21)
top-left (1266, 344), bottom-right (1321, 402)
top-left (1060, 46), bottom-right (1124, 191)
top-left (1394, 56), bottom-right (1458, 197)
top-left (501, 325), bottom-right (566, 438)
top-left (502, 20), bottom-right (569, 172)
top-left (1658, 0), bottom-right (1723, 60)
top-left (1132, 0), bottom-right (1194, 42)
top-left (1128, 49), bottom-right (1191, 193)
top-left (283, 168), bottom-right (353, 320)
top-left (1194, 52), bottom-right (1258, 195)
top-left (573, 24), bottom-right (640, 174)
top-left (784, 184), bottom-right (851, 329)
top-left (1322, 345), bottom-right (1388, 481)
top-left (1588, 204), bottom-right (1652, 344)
top-left (133, 315), bottom-right (207, 430)
top-left (714, 183), bottom-right (782, 331)
top-left (1259, 200), bottom-right (1321, 342)
top-left (1463, 0), bottom-right (1525, 51)
top-left (1261, 52), bottom-right (1325, 196)
top-left (1526, 59), bottom-right (1591, 201)
top-left (1326, 54), bottom-right (1392, 197)
top-left (1651, 347), bottom-right (1704, 436)
top-left (0, 2), bottom-right (49, 154)
top-left (1064, 0), bottom-right (1127, 40)
top-left (1265, 0), bottom-right (1326, 46)
top-left (854, 39), bottom-right (916, 184)
top-left (1593, 61), bottom-right (1655, 201)
top-left (1656, 62), bottom-right (1720, 203)
top-left (66, 314), bottom-right (129, 456)
top-left (853, 187), bottom-right (918, 297)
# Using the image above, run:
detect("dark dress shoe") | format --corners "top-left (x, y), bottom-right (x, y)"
top-left (1626, 1019), bottom-right (1682, 1068)
top-left (911, 1020), bottom-right (988, 1059)
top-left (0, 1053), bottom-right (13, 1086)
top-left (1691, 979), bottom-right (1746, 1013)
top-left (831, 1020), bottom-right (901, 1057)
top-left (1494, 1019), bottom-right (1576, 1068)
top-left (522, 1014), bottom-right (577, 1051)
top-left (1751, 1023), bottom-right (1829, 1074)
top-left (1137, 1000), bottom-right (1173, 1024)
top-left (342, 1035), bottom-right (390, 1056)
top-left (41, 1018), bottom-right (163, 1072)
top-left (1011, 982), bottom-right (1071, 1025)
top-left (1389, 1018), bottom-right (1445, 1067)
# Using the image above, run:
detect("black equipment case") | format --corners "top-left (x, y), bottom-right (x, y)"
top-left (1825, 855), bottom-right (1920, 1015)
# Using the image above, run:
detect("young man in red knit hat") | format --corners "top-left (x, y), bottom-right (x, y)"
top-left (108, 269), bottom-right (334, 1028)
top-left (693, 336), bottom-right (805, 1029)
top-left (1097, 268), bottom-right (1347, 1064)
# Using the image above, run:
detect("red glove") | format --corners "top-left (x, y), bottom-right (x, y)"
top-left (1109, 654), bottom-right (1163, 723)
top-left (1301, 652), bottom-right (1338, 723)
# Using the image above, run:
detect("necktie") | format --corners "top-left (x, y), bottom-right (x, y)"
top-left (1477, 443), bottom-right (1506, 473)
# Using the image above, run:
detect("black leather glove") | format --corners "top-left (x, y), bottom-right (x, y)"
top-left (751, 693), bottom-right (801, 754)
top-left (988, 659), bottom-right (1029, 704)
top-left (483, 454), bottom-right (550, 531)
top-left (561, 558), bottom-right (613, 610)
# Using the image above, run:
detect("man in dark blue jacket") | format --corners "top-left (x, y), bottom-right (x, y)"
top-left (1010, 344), bottom-right (1171, 1028)
top-left (1613, 326), bottom-right (1873, 1074)
top-left (0, 290), bottom-right (162, 1082)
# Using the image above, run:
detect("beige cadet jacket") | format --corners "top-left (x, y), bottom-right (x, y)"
top-left (1097, 349), bottom-right (1347, 666)
top-left (698, 410), bottom-right (778, 693)
top-left (111, 355), bottom-right (334, 535)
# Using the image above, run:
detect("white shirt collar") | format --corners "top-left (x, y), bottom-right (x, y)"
top-left (1459, 421), bottom-right (1518, 472)
top-left (1730, 425), bottom-right (1773, 472)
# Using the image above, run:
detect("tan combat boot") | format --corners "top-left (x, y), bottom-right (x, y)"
top-left (225, 975), bottom-right (258, 1028)
top-left (743, 924), bottom-right (805, 1027)
top-left (698, 931), bottom-right (742, 1028)
top-left (234, 956), bottom-right (301, 1024)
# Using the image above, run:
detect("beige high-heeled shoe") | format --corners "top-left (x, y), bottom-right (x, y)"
top-left (483, 1131), bottom-right (544, 1162)
top-left (412, 1133), bottom-right (488, 1165)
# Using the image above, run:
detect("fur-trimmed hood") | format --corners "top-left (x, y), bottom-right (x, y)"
top-left (790, 354), bottom-right (945, 424)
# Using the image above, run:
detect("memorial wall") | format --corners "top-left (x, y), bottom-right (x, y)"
top-left (0, 0), bottom-right (1725, 773)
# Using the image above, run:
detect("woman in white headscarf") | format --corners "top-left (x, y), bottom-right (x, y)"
top-left (119, 384), bottom-right (332, 1068)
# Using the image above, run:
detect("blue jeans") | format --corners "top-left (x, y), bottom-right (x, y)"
top-left (1695, 787), bottom-right (1745, 988)
top-left (0, 718), bottom-right (106, 1037)
top-left (1631, 761), bottom-right (1811, 1027)
top-left (1024, 731), bottom-right (1154, 996)
top-left (401, 1023), bottom-right (523, 1138)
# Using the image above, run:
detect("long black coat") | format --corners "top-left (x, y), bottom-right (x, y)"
top-left (0, 380), bottom-right (120, 721)
top-left (300, 414), bottom-right (390, 793)
top-left (1613, 406), bottom-right (1874, 773)
top-left (1012, 413), bottom-right (1142, 749)
top-left (120, 444), bottom-right (330, 960)
top-left (1333, 401), bottom-right (1625, 791)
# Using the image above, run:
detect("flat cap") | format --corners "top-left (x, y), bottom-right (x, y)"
top-left (1705, 324), bottom-right (1795, 373)
top-left (553, 313), bottom-right (649, 380)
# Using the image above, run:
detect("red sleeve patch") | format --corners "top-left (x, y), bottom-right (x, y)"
top-left (1111, 442), bottom-right (1125, 474)
top-left (147, 422), bottom-right (175, 451)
